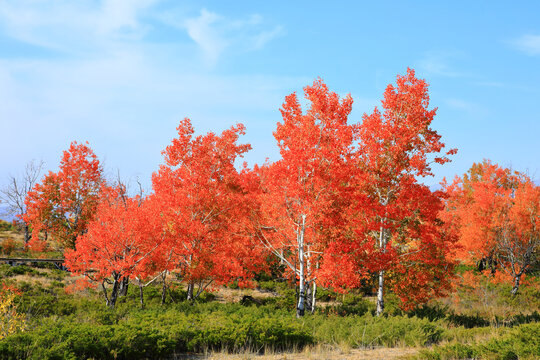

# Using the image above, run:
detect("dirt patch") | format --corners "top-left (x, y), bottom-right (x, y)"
top-left (214, 287), bottom-right (278, 304)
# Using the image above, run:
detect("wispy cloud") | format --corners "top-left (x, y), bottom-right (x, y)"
top-left (0, 1), bottom-right (292, 187)
top-left (184, 9), bottom-right (228, 66)
top-left (97, 0), bottom-right (156, 37)
top-left (417, 51), bottom-right (464, 78)
top-left (0, 0), bottom-right (156, 54)
top-left (444, 98), bottom-right (488, 119)
top-left (178, 8), bottom-right (284, 66)
top-left (470, 81), bottom-right (506, 88)
top-left (511, 34), bottom-right (540, 56)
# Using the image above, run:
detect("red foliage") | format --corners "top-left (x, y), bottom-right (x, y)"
top-left (442, 160), bottom-right (540, 293)
top-left (349, 68), bottom-right (457, 311)
top-left (151, 118), bottom-right (262, 289)
top-left (254, 79), bottom-right (360, 306)
top-left (24, 141), bottom-right (103, 250)
top-left (65, 186), bottom-right (161, 284)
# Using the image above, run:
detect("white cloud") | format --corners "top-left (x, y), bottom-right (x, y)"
top-left (179, 8), bottom-right (284, 66)
top-left (184, 9), bottom-right (228, 66)
top-left (251, 25), bottom-right (284, 50)
top-left (511, 34), bottom-right (540, 56)
top-left (444, 98), bottom-right (488, 119)
top-left (0, 0), bottom-right (155, 54)
top-left (97, 0), bottom-right (156, 37)
top-left (0, 1), bottom-right (289, 189)
top-left (417, 51), bottom-right (464, 78)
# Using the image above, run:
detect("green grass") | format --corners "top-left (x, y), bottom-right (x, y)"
top-left (0, 263), bottom-right (538, 360)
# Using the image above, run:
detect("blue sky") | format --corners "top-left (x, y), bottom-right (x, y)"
top-left (1, 0), bottom-right (539, 195)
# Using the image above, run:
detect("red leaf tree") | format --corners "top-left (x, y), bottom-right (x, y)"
top-left (255, 79), bottom-right (358, 317)
top-left (353, 68), bottom-right (457, 314)
top-left (65, 185), bottom-right (162, 307)
top-left (25, 141), bottom-right (103, 251)
top-left (152, 118), bottom-right (261, 300)
top-left (442, 160), bottom-right (539, 295)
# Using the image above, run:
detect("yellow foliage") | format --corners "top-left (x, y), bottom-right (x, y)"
top-left (0, 285), bottom-right (26, 339)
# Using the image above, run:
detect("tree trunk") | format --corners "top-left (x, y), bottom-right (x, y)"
top-left (101, 281), bottom-right (110, 306)
top-left (161, 273), bottom-right (168, 305)
top-left (187, 281), bottom-right (194, 301)
top-left (23, 225), bottom-right (30, 245)
top-left (376, 225), bottom-right (386, 316)
top-left (139, 284), bottom-right (145, 308)
top-left (108, 274), bottom-right (121, 308)
top-left (511, 274), bottom-right (521, 296)
top-left (311, 281), bottom-right (317, 314)
top-left (376, 269), bottom-right (385, 316)
top-left (305, 280), bottom-right (312, 313)
top-left (118, 276), bottom-right (129, 297)
top-left (296, 215), bottom-right (306, 318)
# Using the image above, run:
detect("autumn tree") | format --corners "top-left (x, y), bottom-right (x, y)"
top-left (152, 118), bottom-right (261, 301)
top-left (65, 185), bottom-right (162, 308)
top-left (442, 160), bottom-right (539, 295)
top-left (0, 160), bottom-right (44, 244)
top-left (354, 68), bottom-right (457, 315)
top-left (255, 79), bottom-right (357, 317)
top-left (24, 142), bottom-right (103, 250)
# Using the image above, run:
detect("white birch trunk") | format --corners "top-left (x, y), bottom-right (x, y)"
top-left (296, 214), bottom-right (306, 318)
top-left (311, 281), bottom-right (317, 314)
top-left (376, 224), bottom-right (386, 316)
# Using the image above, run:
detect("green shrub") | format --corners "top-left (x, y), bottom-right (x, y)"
top-left (417, 322), bottom-right (540, 360)
top-left (0, 302), bottom-right (314, 359)
top-left (258, 280), bottom-right (278, 292)
top-left (309, 313), bottom-right (443, 348)
top-left (314, 287), bottom-right (337, 301)
top-left (447, 312), bottom-right (490, 328)
top-left (0, 220), bottom-right (13, 231)
top-left (2, 265), bottom-right (44, 277)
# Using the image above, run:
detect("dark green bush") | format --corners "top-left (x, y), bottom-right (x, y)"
top-left (0, 219), bottom-right (13, 231)
top-left (2, 265), bottom-right (46, 277)
top-left (258, 280), bottom-right (278, 292)
top-left (447, 312), bottom-right (490, 328)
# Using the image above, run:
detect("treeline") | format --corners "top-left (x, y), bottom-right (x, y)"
top-left (8, 68), bottom-right (539, 317)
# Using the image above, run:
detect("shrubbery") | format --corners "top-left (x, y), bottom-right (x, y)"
top-left (308, 313), bottom-right (444, 348)
top-left (0, 266), bottom-right (538, 359)
top-left (0, 304), bottom-right (313, 359)
top-left (417, 322), bottom-right (540, 360)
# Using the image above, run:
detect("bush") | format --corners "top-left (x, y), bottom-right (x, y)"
top-left (0, 306), bottom-right (313, 359)
top-left (309, 313), bottom-right (444, 348)
top-left (258, 280), bottom-right (278, 292)
top-left (0, 322), bottom-right (175, 360)
top-left (0, 220), bottom-right (13, 232)
top-left (1, 238), bottom-right (16, 255)
top-left (417, 322), bottom-right (540, 360)
top-left (1, 265), bottom-right (47, 278)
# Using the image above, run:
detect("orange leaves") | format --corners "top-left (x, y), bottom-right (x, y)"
top-left (24, 141), bottom-right (103, 250)
top-left (152, 118), bottom-right (260, 286)
top-left (258, 79), bottom-right (358, 290)
top-left (65, 185), bottom-right (159, 282)
top-left (442, 160), bottom-right (540, 293)
top-left (347, 69), bottom-right (458, 312)
top-left (359, 68), bottom-right (454, 180)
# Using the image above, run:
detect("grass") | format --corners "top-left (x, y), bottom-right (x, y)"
top-left (0, 230), bottom-right (538, 359)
